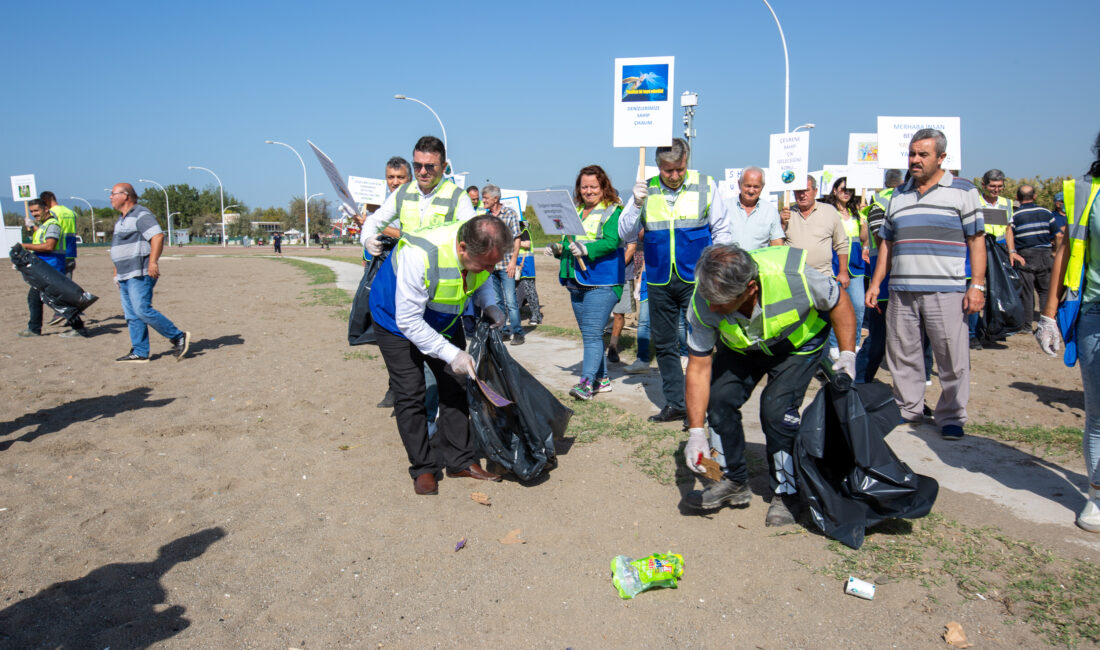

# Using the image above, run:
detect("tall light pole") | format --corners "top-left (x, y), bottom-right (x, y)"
top-left (792, 123), bottom-right (815, 133)
top-left (394, 94), bottom-right (450, 170)
top-left (138, 178), bottom-right (172, 247)
top-left (680, 91), bottom-right (698, 168)
top-left (761, 0), bottom-right (790, 133)
top-left (69, 196), bottom-right (97, 243)
top-left (187, 165), bottom-right (226, 246)
top-left (265, 140), bottom-right (309, 249)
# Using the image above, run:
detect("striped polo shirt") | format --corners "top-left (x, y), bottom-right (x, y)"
top-left (110, 204), bottom-right (163, 281)
top-left (1011, 202), bottom-right (1059, 249)
top-left (880, 171), bottom-right (984, 293)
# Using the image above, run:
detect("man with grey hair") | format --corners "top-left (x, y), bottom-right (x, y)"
top-left (620, 137), bottom-right (732, 423)
top-left (866, 129), bottom-right (986, 441)
top-left (482, 184), bottom-right (525, 344)
top-left (722, 166), bottom-right (785, 251)
top-left (681, 244), bottom-right (856, 526)
top-left (782, 175), bottom-right (849, 285)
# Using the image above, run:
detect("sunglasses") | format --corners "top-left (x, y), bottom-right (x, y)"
top-left (412, 162), bottom-right (438, 172)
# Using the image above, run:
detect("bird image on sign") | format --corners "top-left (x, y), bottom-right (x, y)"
top-left (621, 64), bottom-right (668, 102)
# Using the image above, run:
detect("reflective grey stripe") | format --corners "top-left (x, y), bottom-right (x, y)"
top-left (431, 185), bottom-right (462, 222)
top-left (697, 178), bottom-right (708, 220)
top-left (426, 300), bottom-right (464, 314)
top-left (403, 232), bottom-right (442, 296)
top-left (395, 182), bottom-right (459, 225)
top-left (393, 183), bottom-right (417, 218)
top-left (1068, 223), bottom-right (1088, 241)
top-left (763, 249), bottom-right (811, 316)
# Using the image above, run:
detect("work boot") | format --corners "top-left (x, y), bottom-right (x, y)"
top-left (684, 478), bottom-right (751, 511)
top-left (1077, 486), bottom-right (1100, 533)
top-left (765, 494), bottom-right (799, 527)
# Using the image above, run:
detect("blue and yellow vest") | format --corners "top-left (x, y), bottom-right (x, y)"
top-left (369, 221), bottom-right (490, 340)
top-left (832, 209), bottom-right (865, 278)
top-left (392, 179), bottom-right (465, 233)
top-left (863, 188), bottom-right (894, 301)
top-left (691, 246), bottom-right (828, 355)
top-left (32, 216), bottom-right (67, 273)
top-left (50, 205), bottom-right (78, 259)
top-left (642, 171), bottom-right (714, 285)
top-left (564, 202), bottom-right (624, 287)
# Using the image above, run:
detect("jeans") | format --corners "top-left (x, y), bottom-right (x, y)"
top-left (569, 285), bottom-right (619, 383)
top-left (648, 276), bottom-right (696, 410)
top-left (118, 276), bottom-right (184, 357)
top-left (637, 299), bottom-right (651, 362)
top-left (491, 271), bottom-right (522, 335)
top-left (829, 275), bottom-right (864, 351)
top-left (1076, 302), bottom-right (1100, 489)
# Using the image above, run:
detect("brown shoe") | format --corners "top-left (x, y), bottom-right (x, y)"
top-left (413, 473), bottom-right (438, 495)
top-left (446, 463), bottom-right (502, 482)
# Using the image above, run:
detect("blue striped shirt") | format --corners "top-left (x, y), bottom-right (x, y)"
top-left (1011, 202), bottom-right (1059, 249)
top-left (880, 171), bottom-right (984, 293)
top-left (110, 204), bottom-right (163, 281)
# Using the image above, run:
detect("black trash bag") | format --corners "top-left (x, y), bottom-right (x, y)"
top-left (794, 375), bottom-right (939, 549)
top-left (980, 234), bottom-right (1027, 343)
top-left (466, 322), bottom-right (572, 482)
top-left (347, 236), bottom-right (397, 346)
top-left (10, 243), bottom-right (98, 325)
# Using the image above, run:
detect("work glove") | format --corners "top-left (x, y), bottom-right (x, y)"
top-left (835, 350), bottom-right (856, 379)
top-left (544, 243), bottom-right (563, 258)
top-left (568, 240), bottom-right (587, 259)
top-left (685, 427), bottom-right (709, 475)
top-left (483, 305), bottom-right (506, 329)
top-left (1035, 315), bottom-right (1061, 357)
top-left (113, 275), bottom-right (120, 289)
top-left (449, 350), bottom-right (478, 380)
top-left (632, 180), bottom-right (648, 208)
top-left (365, 233), bottom-right (383, 257)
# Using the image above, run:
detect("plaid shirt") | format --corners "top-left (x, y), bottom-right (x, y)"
top-left (492, 205), bottom-right (521, 270)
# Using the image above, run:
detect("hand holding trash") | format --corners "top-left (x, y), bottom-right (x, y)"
top-left (365, 233), bottom-right (384, 257)
top-left (449, 351), bottom-right (478, 380)
top-left (834, 350), bottom-right (856, 379)
top-left (483, 305), bottom-right (506, 329)
top-left (685, 427), bottom-right (708, 474)
top-left (1034, 315), bottom-right (1061, 356)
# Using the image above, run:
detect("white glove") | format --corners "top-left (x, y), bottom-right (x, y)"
top-left (568, 240), bottom-right (587, 258)
top-left (632, 180), bottom-right (648, 208)
top-left (1035, 315), bottom-right (1062, 357)
top-left (543, 244), bottom-right (556, 257)
top-left (483, 305), bottom-right (506, 329)
top-left (835, 350), bottom-right (856, 378)
top-left (113, 275), bottom-right (120, 288)
top-left (365, 233), bottom-right (383, 257)
top-left (449, 351), bottom-right (478, 380)
top-left (685, 427), bottom-right (709, 475)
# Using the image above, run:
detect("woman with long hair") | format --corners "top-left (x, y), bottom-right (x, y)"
top-left (545, 165), bottom-right (624, 400)
top-left (823, 176), bottom-right (868, 355)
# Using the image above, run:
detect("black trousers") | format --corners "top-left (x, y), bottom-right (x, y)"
top-left (647, 275), bottom-right (695, 410)
top-left (375, 326), bottom-right (474, 478)
top-left (1017, 247), bottom-right (1054, 330)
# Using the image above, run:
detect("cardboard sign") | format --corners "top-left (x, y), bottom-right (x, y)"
top-left (846, 133), bottom-right (883, 189)
top-left (768, 133), bottom-right (809, 192)
top-left (876, 116), bottom-right (961, 170)
top-left (809, 170), bottom-right (824, 197)
top-left (613, 56), bottom-right (675, 148)
top-left (347, 176), bottom-right (386, 206)
top-left (307, 140), bottom-right (361, 218)
top-left (821, 165), bottom-right (849, 195)
top-left (499, 189), bottom-right (528, 222)
top-left (526, 190), bottom-right (585, 236)
top-left (10, 174), bottom-right (36, 202)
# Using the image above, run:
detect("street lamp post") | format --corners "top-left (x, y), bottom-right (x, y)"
top-left (761, 0), bottom-right (790, 134)
top-left (792, 123), bottom-right (815, 133)
top-left (394, 94), bottom-right (450, 170)
top-left (138, 178), bottom-right (172, 247)
top-left (187, 165), bottom-right (226, 246)
top-left (69, 196), bottom-right (97, 243)
top-left (265, 140), bottom-right (309, 249)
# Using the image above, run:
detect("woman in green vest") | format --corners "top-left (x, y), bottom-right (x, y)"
top-left (823, 176), bottom-right (868, 355)
top-left (545, 165), bottom-right (625, 400)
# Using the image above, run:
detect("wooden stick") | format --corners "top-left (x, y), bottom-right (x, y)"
top-left (637, 147), bottom-right (646, 182)
top-left (569, 235), bottom-right (588, 272)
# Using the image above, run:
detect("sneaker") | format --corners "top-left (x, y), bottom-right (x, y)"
top-left (941, 424), bottom-right (964, 440)
top-left (48, 314), bottom-right (67, 327)
top-left (606, 346), bottom-right (620, 363)
top-left (765, 494), bottom-right (799, 527)
top-left (17, 329), bottom-right (40, 337)
top-left (171, 331), bottom-right (191, 361)
top-left (529, 317), bottom-right (542, 325)
top-left (623, 358), bottom-right (652, 374)
top-left (569, 379), bottom-right (593, 401)
top-left (59, 329), bottom-right (88, 338)
top-left (1077, 487), bottom-right (1100, 533)
top-left (116, 351), bottom-right (149, 364)
top-left (501, 331), bottom-right (512, 342)
top-left (969, 337), bottom-right (983, 350)
top-left (684, 478), bottom-right (751, 511)
top-left (595, 377), bottom-right (613, 393)
top-left (510, 333), bottom-right (525, 346)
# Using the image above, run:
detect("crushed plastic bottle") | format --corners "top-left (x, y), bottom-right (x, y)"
top-left (610, 552), bottom-right (684, 599)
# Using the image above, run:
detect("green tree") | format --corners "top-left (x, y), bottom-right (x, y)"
top-left (3, 211), bottom-right (23, 227)
top-left (284, 196), bottom-right (332, 237)
top-left (138, 183), bottom-right (243, 234)
top-left (971, 175), bottom-right (1072, 209)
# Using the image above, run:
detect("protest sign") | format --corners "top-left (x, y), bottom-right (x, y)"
top-left (10, 174), bottom-right (35, 202)
top-left (821, 165), bottom-right (848, 195)
top-left (876, 116), bottom-right (961, 170)
top-left (500, 189), bottom-right (528, 221)
top-left (613, 56), bottom-right (675, 148)
top-left (347, 176), bottom-right (386, 206)
top-left (307, 140), bottom-right (361, 218)
top-left (846, 133), bottom-right (882, 189)
top-left (768, 133), bottom-right (809, 192)
top-left (809, 170), bottom-right (824, 197)
top-left (526, 190), bottom-right (584, 236)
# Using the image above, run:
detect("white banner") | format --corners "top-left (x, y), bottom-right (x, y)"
top-left (526, 190), bottom-right (585, 236)
top-left (876, 116), bottom-right (961, 170)
top-left (613, 56), bottom-right (675, 148)
top-left (768, 133), bottom-right (809, 192)
top-left (10, 174), bottom-right (36, 202)
top-left (347, 176), bottom-right (386, 206)
top-left (821, 165), bottom-right (848, 195)
top-left (809, 170), bottom-right (824, 197)
top-left (846, 133), bottom-right (882, 189)
top-left (500, 189), bottom-right (528, 220)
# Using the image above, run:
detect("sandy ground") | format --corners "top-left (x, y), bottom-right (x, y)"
top-left (0, 245), bottom-right (1095, 648)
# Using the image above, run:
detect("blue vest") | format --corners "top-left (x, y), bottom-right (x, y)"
top-left (569, 203), bottom-right (625, 287)
top-left (642, 171), bottom-right (714, 285)
top-left (519, 254), bottom-right (536, 279)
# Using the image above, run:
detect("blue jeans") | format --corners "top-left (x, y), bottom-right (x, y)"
top-left (118, 276), bottom-right (184, 357)
top-left (829, 275), bottom-right (864, 350)
top-left (569, 286), bottom-right (618, 383)
top-left (491, 271), bottom-right (522, 336)
top-left (637, 299), bottom-right (651, 362)
top-left (1076, 302), bottom-right (1100, 489)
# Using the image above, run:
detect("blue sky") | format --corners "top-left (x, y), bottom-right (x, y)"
top-left (5, 0), bottom-right (1099, 211)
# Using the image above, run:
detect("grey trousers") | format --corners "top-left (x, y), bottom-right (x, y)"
top-left (885, 291), bottom-right (970, 427)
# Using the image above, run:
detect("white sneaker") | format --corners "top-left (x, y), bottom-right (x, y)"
top-left (1077, 486), bottom-right (1100, 533)
top-left (623, 359), bottom-right (652, 375)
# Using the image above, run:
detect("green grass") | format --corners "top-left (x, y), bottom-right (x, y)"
top-left (305, 287), bottom-right (351, 307)
top-left (343, 350), bottom-right (377, 361)
top-left (329, 255), bottom-right (367, 266)
top-left (824, 513), bottom-right (1100, 646)
top-left (967, 423), bottom-right (1082, 457)
top-left (276, 257), bottom-right (337, 285)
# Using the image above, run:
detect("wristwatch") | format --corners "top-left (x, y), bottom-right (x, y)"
top-left (971, 283), bottom-right (986, 292)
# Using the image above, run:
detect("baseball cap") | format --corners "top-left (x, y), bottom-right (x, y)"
top-left (1054, 191), bottom-right (1065, 202)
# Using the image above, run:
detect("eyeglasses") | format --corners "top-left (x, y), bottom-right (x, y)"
top-left (109, 191), bottom-right (129, 197)
top-left (412, 162), bottom-right (438, 172)
top-left (836, 187), bottom-right (852, 193)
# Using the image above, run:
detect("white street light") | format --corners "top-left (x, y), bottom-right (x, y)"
top-left (187, 165), bottom-right (226, 246)
top-left (266, 140), bottom-right (309, 249)
top-left (69, 196), bottom-right (97, 243)
top-left (394, 94), bottom-right (450, 169)
top-left (138, 178), bottom-right (172, 247)
top-left (761, 0), bottom-right (790, 133)
top-left (793, 123), bottom-right (815, 132)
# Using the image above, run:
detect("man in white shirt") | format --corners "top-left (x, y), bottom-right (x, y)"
top-left (722, 166), bottom-right (785, 251)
